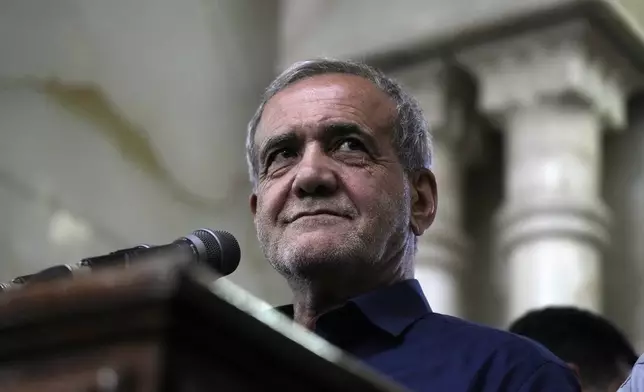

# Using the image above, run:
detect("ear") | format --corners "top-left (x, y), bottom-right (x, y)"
top-left (250, 193), bottom-right (258, 216)
top-left (409, 168), bottom-right (437, 236)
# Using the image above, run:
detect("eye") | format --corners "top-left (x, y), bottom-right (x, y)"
top-left (267, 147), bottom-right (297, 166)
top-left (336, 138), bottom-right (366, 152)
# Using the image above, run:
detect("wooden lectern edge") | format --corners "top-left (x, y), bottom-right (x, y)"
top-left (193, 268), bottom-right (344, 361)
top-left (0, 259), bottom-right (177, 328)
top-left (184, 264), bottom-right (410, 392)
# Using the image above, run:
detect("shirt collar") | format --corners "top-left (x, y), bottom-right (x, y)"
top-left (275, 279), bottom-right (432, 337)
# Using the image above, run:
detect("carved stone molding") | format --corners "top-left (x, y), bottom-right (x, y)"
top-left (457, 20), bottom-right (641, 130)
top-left (495, 198), bottom-right (611, 257)
top-left (394, 61), bottom-right (482, 159)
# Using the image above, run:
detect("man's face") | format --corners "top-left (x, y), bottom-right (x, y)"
top-left (250, 73), bottom-right (435, 282)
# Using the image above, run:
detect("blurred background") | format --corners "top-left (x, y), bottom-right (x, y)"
top-left (0, 0), bottom-right (643, 349)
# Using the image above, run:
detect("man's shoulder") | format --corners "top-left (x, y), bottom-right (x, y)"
top-left (419, 312), bottom-right (563, 359)
top-left (619, 354), bottom-right (644, 391)
top-left (417, 313), bottom-right (572, 370)
top-left (409, 313), bottom-right (579, 390)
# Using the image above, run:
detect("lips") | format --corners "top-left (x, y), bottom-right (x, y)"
top-left (288, 210), bottom-right (349, 223)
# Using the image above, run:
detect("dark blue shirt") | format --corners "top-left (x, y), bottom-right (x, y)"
top-left (277, 279), bottom-right (580, 391)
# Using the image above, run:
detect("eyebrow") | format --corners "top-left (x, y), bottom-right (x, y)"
top-left (257, 122), bottom-right (376, 164)
top-left (323, 122), bottom-right (371, 139)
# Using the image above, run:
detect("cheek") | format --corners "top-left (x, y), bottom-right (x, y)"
top-left (345, 175), bottom-right (406, 214)
top-left (254, 194), bottom-right (271, 220)
top-left (255, 181), bottom-right (289, 219)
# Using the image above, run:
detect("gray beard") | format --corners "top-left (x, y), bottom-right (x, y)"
top-left (258, 226), bottom-right (372, 281)
top-left (257, 216), bottom-right (410, 287)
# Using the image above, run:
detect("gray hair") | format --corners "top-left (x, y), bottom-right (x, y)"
top-left (245, 58), bottom-right (432, 188)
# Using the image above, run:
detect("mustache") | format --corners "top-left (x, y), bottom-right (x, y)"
top-left (281, 203), bottom-right (355, 223)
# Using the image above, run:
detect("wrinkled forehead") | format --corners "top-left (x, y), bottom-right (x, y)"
top-left (255, 74), bottom-right (396, 143)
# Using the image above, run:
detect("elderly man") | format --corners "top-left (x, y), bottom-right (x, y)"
top-left (246, 59), bottom-right (580, 391)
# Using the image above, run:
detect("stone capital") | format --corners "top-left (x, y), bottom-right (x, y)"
top-left (457, 20), bottom-right (642, 130)
top-left (391, 60), bottom-right (482, 164)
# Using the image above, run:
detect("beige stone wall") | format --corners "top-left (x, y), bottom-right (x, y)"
top-left (0, 0), bottom-right (290, 305)
top-left (620, 0), bottom-right (644, 27)
top-left (280, 0), bottom-right (644, 66)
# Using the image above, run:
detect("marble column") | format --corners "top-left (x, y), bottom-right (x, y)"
top-left (394, 63), bottom-right (478, 316)
top-left (458, 21), bottom-right (636, 323)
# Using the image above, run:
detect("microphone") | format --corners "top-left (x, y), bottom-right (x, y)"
top-left (1, 228), bottom-right (240, 290)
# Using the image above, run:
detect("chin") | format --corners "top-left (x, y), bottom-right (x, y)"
top-left (294, 228), bottom-right (350, 246)
top-left (280, 231), bottom-right (362, 265)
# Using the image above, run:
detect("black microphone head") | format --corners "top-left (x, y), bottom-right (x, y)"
top-left (188, 229), bottom-right (240, 276)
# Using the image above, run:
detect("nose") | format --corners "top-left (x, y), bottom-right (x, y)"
top-left (291, 145), bottom-right (338, 198)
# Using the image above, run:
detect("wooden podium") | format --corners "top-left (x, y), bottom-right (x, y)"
top-left (0, 260), bottom-right (407, 392)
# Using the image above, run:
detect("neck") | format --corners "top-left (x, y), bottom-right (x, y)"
top-left (286, 242), bottom-right (415, 329)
